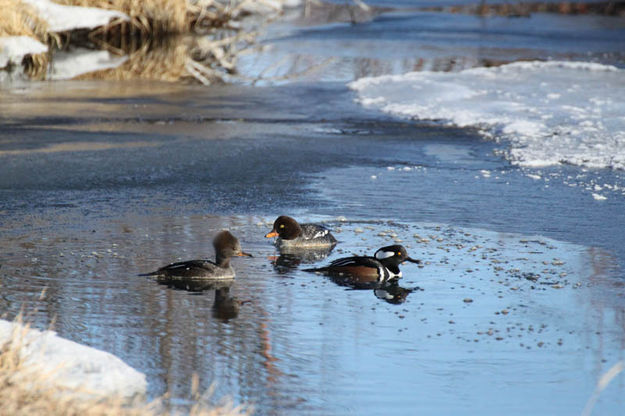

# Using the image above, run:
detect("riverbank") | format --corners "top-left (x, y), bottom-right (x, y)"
top-left (0, 0), bottom-right (292, 82)
top-left (0, 318), bottom-right (249, 415)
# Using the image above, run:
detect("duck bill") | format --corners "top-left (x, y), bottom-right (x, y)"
top-left (403, 257), bottom-right (422, 264)
top-left (237, 251), bottom-right (253, 258)
top-left (265, 230), bottom-right (279, 238)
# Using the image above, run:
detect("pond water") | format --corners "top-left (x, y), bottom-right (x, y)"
top-left (2, 2), bottom-right (625, 415)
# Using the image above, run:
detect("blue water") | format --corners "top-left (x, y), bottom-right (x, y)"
top-left (1, 3), bottom-right (625, 415)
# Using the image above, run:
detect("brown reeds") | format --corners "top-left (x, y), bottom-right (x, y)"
top-left (0, 318), bottom-right (252, 416)
top-left (1, 0), bottom-right (283, 82)
top-left (0, 0), bottom-right (49, 40)
top-left (423, 0), bottom-right (625, 17)
top-left (55, 0), bottom-right (189, 35)
top-left (72, 25), bottom-right (258, 84)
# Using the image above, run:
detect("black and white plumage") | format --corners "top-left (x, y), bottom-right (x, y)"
top-left (265, 215), bottom-right (337, 249)
top-left (140, 230), bottom-right (252, 281)
top-left (304, 244), bottom-right (421, 285)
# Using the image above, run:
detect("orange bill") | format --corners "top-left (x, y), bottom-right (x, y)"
top-left (237, 251), bottom-right (253, 257)
top-left (265, 230), bottom-right (279, 238)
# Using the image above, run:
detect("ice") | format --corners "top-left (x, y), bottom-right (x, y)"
top-left (349, 61), bottom-right (625, 170)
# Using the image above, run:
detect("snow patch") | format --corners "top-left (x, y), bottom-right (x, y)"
top-left (0, 36), bottom-right (47, 68)
top-left (24, 0), bottom-right (128, 33)
top-left (349, 61), bottom-right (625, 170)
top-left (0, 319), bottom-right (146, 400)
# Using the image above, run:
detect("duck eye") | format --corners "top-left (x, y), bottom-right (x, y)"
top-left (280, 224), bottom-right (285, 228)
top-left (396, 252), bottom-right (402, 256)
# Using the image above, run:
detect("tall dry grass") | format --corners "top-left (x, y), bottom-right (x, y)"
top-left (55, 0), bottom-right (189, 35)
top-left (0, 319), bottom-right (252, 416)
top-left (0, 0), bottom-right (48, 40)
top-left (53, 0), bottom-right (284, 35)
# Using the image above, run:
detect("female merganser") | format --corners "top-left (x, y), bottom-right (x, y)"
top-left (265, 215), bottom-right (337, 248)
top-left (140, 230), bottom-right (252, 280)
top-left (304, 244), bottom-right (420, 284)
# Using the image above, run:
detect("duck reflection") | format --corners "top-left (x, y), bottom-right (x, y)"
top-left (156, 276), bottom-right (233, 292)
top-left (328, 274), bottom-right (419, 305)
top-left (270, 245), bottom-right (335, 274)
top-left (155, 277), bottom-right (242, 321)
top-left (212, 286), bottom-right (240, 322)
top-left (372, 279), bottom-right (420, 304)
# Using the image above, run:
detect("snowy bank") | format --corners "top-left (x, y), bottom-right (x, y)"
top-left (23, 0), bottom-right (128, 33)
top-left (0, 36), bottom-right (47, 69)
top-left (349, 61), bottom-right (625, 170)
top-left (1, 0), bottom-right (128, 72)
top-left (0, 319), bottom-right (146, 400)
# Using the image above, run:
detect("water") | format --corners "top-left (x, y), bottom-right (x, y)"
top-left (2, 3), bottom-right (625, 415)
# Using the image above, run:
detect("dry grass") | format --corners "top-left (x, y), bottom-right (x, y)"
top-left (74, 27), bottom-right (258, 84)
top-left (56, 0), bottom-right (189, 35)
top-left (0, 0), bottom-right (282, 81)
top-left (54, 0), bottom-right (286, 36)
top-left (0, 0), bottom-right (49, 40)
top-left (422, 0), bottom-right (625, 17)
top-left (0, 319), bottom-right (252, 416)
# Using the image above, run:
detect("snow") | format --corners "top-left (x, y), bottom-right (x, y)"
top-left (2, 0), bottom-right (129, 74)
top-left (349, 61), bottom-right (625, 170)
top-left (0, 36), bottom-right (47, 68)
top-left (24, 0), bottom-right (128, 33)
top-left (0, 319), bottom-right (146, 400)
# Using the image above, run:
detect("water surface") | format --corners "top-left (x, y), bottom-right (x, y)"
top-left (2, 4), bottom-right (625, 415)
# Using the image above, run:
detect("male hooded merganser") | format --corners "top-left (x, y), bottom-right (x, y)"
top-left (140, 230), bottom-right (252, 280)
top-left (304, 244), bottom-right (420, 284)
top-left (265, 215), bottom-right (337, 248)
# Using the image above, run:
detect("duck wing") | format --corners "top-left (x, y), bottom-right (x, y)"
top-left (300, 223), bottom-right (337, 242)
top-left (305, 256), bottom-right (382, 279)
top-left (144, 259), bottom-right (218, 278)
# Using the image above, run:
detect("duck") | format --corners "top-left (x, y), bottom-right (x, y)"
top-left (140, 230), bottom-right (252, 280)
top-left (304, 244), bottom-right (420, 284)
top-left (265, 215), bottom-right (337, 249)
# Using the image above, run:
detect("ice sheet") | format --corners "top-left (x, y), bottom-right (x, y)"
top-left (349, 61), bottom-right (625, 170)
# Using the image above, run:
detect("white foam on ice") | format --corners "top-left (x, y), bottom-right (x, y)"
top-left (349, 61), bottom-right (625, 170)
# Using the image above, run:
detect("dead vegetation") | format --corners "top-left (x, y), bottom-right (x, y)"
top-left (0, 318), bottom-right (252, 416)
top-left (422, 0), bottom-right (625, 17)
top-left (0, 0), bottom-right (49, 40)
top-left (1, 0), bottom-right (285, 82)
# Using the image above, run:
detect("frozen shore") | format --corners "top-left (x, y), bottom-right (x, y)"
top-left (0, 319), bottom-right (146, 401)
top-left (349, 61), bottom-right (625, 170)
top-left (0, 0), bottom-right (128, 70)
